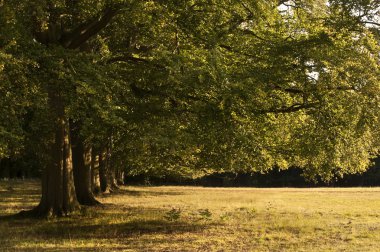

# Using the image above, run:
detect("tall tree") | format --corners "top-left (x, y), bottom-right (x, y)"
top-left (0, 0), bottom-right (124, 216)
top-left (0, 0), bottom-right (379, 217)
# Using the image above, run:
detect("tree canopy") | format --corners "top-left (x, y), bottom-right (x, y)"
top-left (1, 0), bottom-right (380, 202)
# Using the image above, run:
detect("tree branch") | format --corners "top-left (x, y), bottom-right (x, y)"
top-left (362, 21), bottom-right (380, 27)
top-left (107, 55), bottom-right (152, 64)
top-left (218, 44), bottom-right (258, 58)
top-left (260, 102), bottom-right (318, 114)
top-left (106, 55), bottom-right (166, 69)
top-left (61, 7), bottom-right (120, 49)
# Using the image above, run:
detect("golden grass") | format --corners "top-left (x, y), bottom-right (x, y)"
top-left (1, 180), bottom-right (380, 251)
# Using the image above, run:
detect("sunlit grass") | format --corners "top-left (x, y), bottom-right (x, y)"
top-left (1, 180), bottom-right (380, 251)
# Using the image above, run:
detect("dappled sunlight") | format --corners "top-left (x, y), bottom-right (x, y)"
top-left (1, 181), bottom-right (380, 251)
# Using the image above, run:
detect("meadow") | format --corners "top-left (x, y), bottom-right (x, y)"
top-left (1, 180), bottom-right (380, 251)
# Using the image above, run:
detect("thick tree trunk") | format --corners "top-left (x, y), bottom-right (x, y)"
top-left (31, 94), bottom-right (80, 217)
top-left (71, 125), bottom-right (100, 206)
top-left (91, 151), bottom-right (101, 194)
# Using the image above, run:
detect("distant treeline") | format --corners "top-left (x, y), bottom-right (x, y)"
top-left (0, 157), bottom-right (39, 179)
top-left (124, 162), bottom-right (380, 188)
top-left (2, 158), bottom-right (380, 187)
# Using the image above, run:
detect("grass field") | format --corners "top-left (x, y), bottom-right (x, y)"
top-left (1, 180), bottom-right (380, 251)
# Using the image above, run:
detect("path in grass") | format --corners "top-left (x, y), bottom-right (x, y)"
top-left (1, 180), bottom-right (380, 251)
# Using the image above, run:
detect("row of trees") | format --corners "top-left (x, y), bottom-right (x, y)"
top-left (1, 0), bottom-right (380, 216)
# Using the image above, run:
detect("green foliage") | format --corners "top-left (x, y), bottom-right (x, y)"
top-left (197, 208), bottom-right (213, 221)
top-left (164, 208), bottom-right (182, 222)
top-left (0, 0), bottom-right (380, 181)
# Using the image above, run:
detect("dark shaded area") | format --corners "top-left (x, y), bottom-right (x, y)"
top-left (3, 156), bottom-right (380, 188)
top-left (0, 203), bottom-right (207, 251)
top-left (99, 188), bottom-right (184, 198)
top-left (124, 159), bottom-right (380, 187)
top-left (0, 157), bottom-right (40, 179)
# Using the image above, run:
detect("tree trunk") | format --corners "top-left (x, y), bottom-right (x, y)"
top-left (116, 169), bottom-right (124, 186)
top-left (106, 143), bottom-right (119, 191)
top-left (71, 124), bottom-right (100, 206)
top-left (31, 94), bottom-right (80, 217)
top-left (91, 151), bottom-right (101, 194)
top-left (99, 150), bottom-right (110, 193)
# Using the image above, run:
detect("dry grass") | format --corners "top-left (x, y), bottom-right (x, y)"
top-left (1, 180), bottom-right (380, 251)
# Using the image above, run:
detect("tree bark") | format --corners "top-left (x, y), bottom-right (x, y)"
top-left (31, 93), bottom-right (80, 217)
top-left (99, 150), bottom-right (110, 193)
top-left (106, 142), bottom-right (119, 191)
top-left (91, 151), bottom-right (101, 194)
top-left (98, 143), bottom-right (119, 193)
top-left (71, 124), bottom-right (100, 206)
top-left (116, 169), bottom-right (125, 186)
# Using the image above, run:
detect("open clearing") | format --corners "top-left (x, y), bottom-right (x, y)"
top-left (1, 180), bottom-right (380, 251)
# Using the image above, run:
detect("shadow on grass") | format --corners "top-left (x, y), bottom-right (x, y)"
top-left (35, 218), bottom-right (204, 238)
top-left (0, 205), bottom-right (209, 251)
top-left (99, 188), bottom-right (185, 198)
top-left (0, 181), bottom-right (41, 218)
top-left (0, 180), bottom-right (210, 250)
top-left (0, 180), bottom-right (40, 203)
top-left (0, 188), bottom-right (40, 198)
